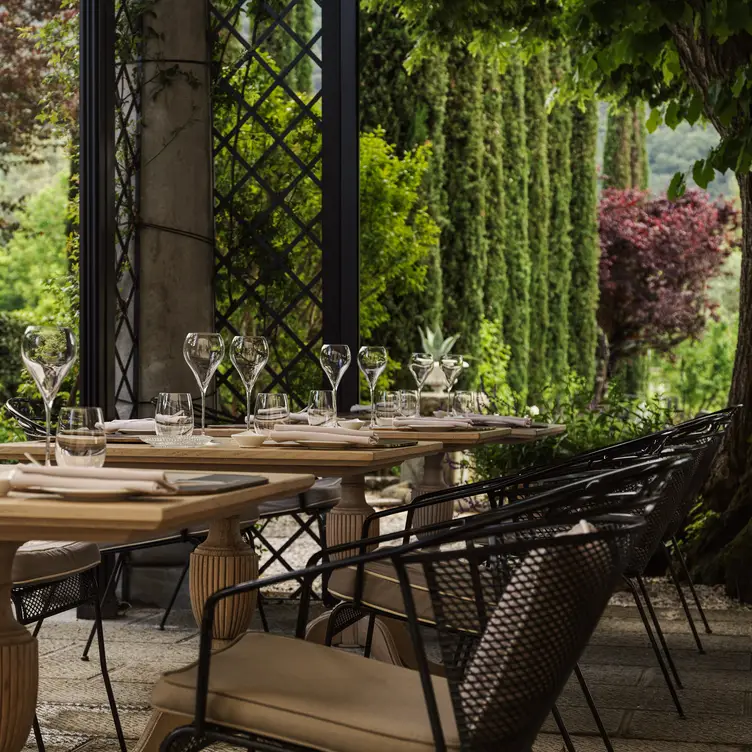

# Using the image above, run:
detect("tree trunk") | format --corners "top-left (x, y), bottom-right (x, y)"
top-left (688, 172), bottom-right (752, 601)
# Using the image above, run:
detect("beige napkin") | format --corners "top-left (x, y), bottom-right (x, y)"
top-left (269, 425), bottom-right (377, 446)
top-left (435, 411), bottom-right (532, 428)
top-left (392, 417), bottom-right (473, 430)
top-left (10, 464), bottom-right (178, 495)
top-left (101, 419), bottom-right (156, 434)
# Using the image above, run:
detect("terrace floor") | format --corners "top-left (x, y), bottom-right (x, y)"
top-left (29, 581), bottom-right (752, 752)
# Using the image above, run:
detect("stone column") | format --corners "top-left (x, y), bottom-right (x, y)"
top-left (138, 0), bottom-right (213, 414)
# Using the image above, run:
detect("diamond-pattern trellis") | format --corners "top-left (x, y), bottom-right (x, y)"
top-left (113, 0), bottom-right (142, 418)
top-left (211, 0), bottom-right (324, 412)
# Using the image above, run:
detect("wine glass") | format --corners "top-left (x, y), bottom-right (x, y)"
top-left (55, 407), bottom-right (106, 468)
top-left (408, 352), bottom-right (434, 416)
top-left (375, 391), bottom-right (400, 427)
top-left (319, 345), bottom-right (351, 425)
top-left (254, 393), bottom-right (290, 436)
top-left (308, 390), bottom-right (335, 427)
top-left (21, 325), bottom-right (77, 465)
top-left (230, 336), bottom-right (269, 429)
top-left (183, 333), bottom-right (225, 435)
top-left (357, 346), bottom-right (387, 429)
top-left (155, 393), bottom-right (194, 436)
top-left (440, 354), bottom-right (464, 409)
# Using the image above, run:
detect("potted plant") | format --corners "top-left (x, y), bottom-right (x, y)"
top-left (418, 326), bottom-right (461, 392)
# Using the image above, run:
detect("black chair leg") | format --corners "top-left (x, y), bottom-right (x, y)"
top-left (32, 714), bottom-right (45, 752)
top-left (363, 614), bottom-right (376, 659)
top-left (93, 593), bottom-right (127, 752)
top-left (673, 535), bottom-right (712, 634)
top-left (257, 592), bottom-right (270, 633)
top-left (663, 543), bottom-right (704, 654)
top-left (83, 555), bottom-right (124, 661)
top-left (636, 575), bottom-right (684, 689)
top-left (159, 557), bottom-right (191, 631)
top-left (573, 663), bottom-right (613, 752)
top-left (551, 704), bottom-right (577, 752)
top-left (624, 577), bottom-right (685, 717)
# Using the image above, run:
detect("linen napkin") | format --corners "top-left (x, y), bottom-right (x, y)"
top-left (10, 464), bottom-right (178, 495)
top-left (101, 418), bottom-right (156, 434)
top-left (269, 424), bottom-right (378, 446)
top-left (392, 417), bottom-right (473, 430)
top-left (434, 411), bottom-right (532, 428)
top-left (244, 412), bottom-right (308, 425)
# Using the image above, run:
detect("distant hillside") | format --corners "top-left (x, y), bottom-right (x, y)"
top-left (597, 103), bottom-right (737, 200)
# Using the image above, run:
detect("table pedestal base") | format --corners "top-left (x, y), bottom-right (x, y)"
top-left (327, 476), bottom-right (379, 555)
top-left (0, 542), bottom-right (38, 752)
top-left (411, 452), bottom-right (453, 532)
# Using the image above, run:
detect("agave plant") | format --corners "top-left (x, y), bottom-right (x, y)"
top-left (418, 326), bottom-right (460, 360)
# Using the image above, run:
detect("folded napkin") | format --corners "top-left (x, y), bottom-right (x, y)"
top-left (101, 419), bottom-right (156, 434)
top-left (434, 411), bottom-right (532, 428)
top-left (349, 404), bottom-right (372, 414)
top-left (244, 411), bottom-right (308, 425)
top-left (10, 464), bottom-right (178, 495)
top-left (269, 426), bottom-right (378, 446)
top-left (392, 417), bottom-right (473, 430)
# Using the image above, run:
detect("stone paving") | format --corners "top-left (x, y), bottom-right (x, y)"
top-left (26, 580), bottom-right (752, 752)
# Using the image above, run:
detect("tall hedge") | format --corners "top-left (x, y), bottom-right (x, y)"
top-left (546, 50), bottom-right (574, 389)
top-left (524, 50), bottom-right (551, 400)
top-left (441, 47), bottom-right (486, 360)
top-left (603, 107), bottom-right (633, 188)
top-left (483, 63), bottom-right (507, 325)
top-left (568, 99), bottom-right (600, 388)
top-left (501, 56), bottom-right (531, 400)
top-left (631, 102), bottom-right (650, 189)
top-left (292, 0), bottom-right (313, 94)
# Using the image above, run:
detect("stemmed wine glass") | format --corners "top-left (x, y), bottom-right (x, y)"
top-left (230, 336), bottom-right (269, 429)
top-left (319, 345), bottom-right (351, 425)
top-left (357, 346), bottom-right (387, 429)
top-left (21, 326), bottom-right (77, 465)
top-left (408, 352), bottom-right (434, 416)
top-left (183, 333), bottom-right (225, 435)
top-left (440, 354), bottom-right (464, 410)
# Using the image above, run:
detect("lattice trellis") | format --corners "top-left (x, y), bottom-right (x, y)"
top-left (113, 0), bottom-right (142, 418)
top-left (211, 0), bottom-right (324, 412)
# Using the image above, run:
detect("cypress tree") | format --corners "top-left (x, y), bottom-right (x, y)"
top-left (501, 56), bottom-right (531, 401)
top-left (631, 102), bottom-right (650, 189)
top-left (568, 99), bottom-right (600, 388)
top-left (602, 107), bottom-right (633, 188)
top-left (292, 0), bottom-right (313, 94)
top-left (441, 47), bottom-right (486, 359)
top-left (547, 50), bottom-right (574, 389)
top-left (483, 62), bottom-right (507, 325)
top-left (524, 50), bottom-right (551, 400)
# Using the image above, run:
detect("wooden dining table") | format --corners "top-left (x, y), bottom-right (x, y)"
top-left (0, 470), bottom-right (316, 752)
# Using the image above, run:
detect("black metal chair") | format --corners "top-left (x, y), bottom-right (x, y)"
top-left (154, 511), bottom-right (644, 752)
top-left (11, 541), bottom-right (126, 752)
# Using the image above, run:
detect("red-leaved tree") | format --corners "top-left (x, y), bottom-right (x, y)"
top-left (597, 188), bottom-right (740, 384)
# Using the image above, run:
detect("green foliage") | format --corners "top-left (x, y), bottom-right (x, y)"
top-left (482, 62), bottom-right (507, 325)
top-left (501, 56), bottom-right (531, 401)
top-left (292, 0), bottom-right (313, 94)
top-left (0, 312), bottom-right (27, 404)
top-left (473, 374), bottom-right (676, 479)
top-left (547, 49), bottom-right (573, 391)
top-left (441, 47), bottom-right (487, 362)
top-left (632, 102), bottom-right (650, 191)
top-left (603, 107), bottom-right (633, 188)
top-left (473, 317), bottom-right (513, 407)
top-left (568, 99), bottom-right (600, 389)
top-left (524, 49), bottom-right (551, 400)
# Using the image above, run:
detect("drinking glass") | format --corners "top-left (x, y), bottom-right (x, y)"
top-left (408, 352), bottom-right (434, 414)
top-left (357, 346), bottom-right (388, 429)
top-left (21, 325), bottom-right (77, 465)
top-left (375, 391), bottom-right (400, 427)
top-left (155, 393), bottom-right (194, 436)
top-left (319, 345), bottom-right (351, 425)
top-left (254, 393), bottom-right (290, 436)
top-left (230, 336), bottom-right (269, 429)
top-left (55, 407), bottom-right (106, 468)
top-left (440, 354), bottom-right (464, 408)
top-left (308, 390), bottom-right (336, 427)
top-left (399, 389), bottom-right (419, 418)
top-left (183, 333), bottom-right (225, 435)
top-left (452, 390), bottom-right (478, 418)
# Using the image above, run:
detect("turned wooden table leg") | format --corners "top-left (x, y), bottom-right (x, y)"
top-left (411, 452), bottom-right (454, 532)
top-left (189, 515), bottom-right (258, 645)
top-left (326, 475), bottom-right (378, 556)
top-left (0, 541), bottom-right (38, 752)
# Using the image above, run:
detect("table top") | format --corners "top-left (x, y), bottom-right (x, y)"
top-left (373, 426), bottom-right (513, 448)
top-left (0, 439), bottom-right (444, 477)
top-left (0, 471), bottom-right (315, 544)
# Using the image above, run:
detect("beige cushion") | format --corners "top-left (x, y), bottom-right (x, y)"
top-left (12, 541), bottom-right (100, 586)
top-left (328, 558), bottom-right (437, 624)
top-left (152, 632), bottom-right (459, 752)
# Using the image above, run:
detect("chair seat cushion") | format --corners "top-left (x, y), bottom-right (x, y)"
top-left (152, 632), bottom-right (459, 752)
top-left (12, 541), bottom-right (100, 586)
top-left (328, 556), bottom-right (436, 624)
